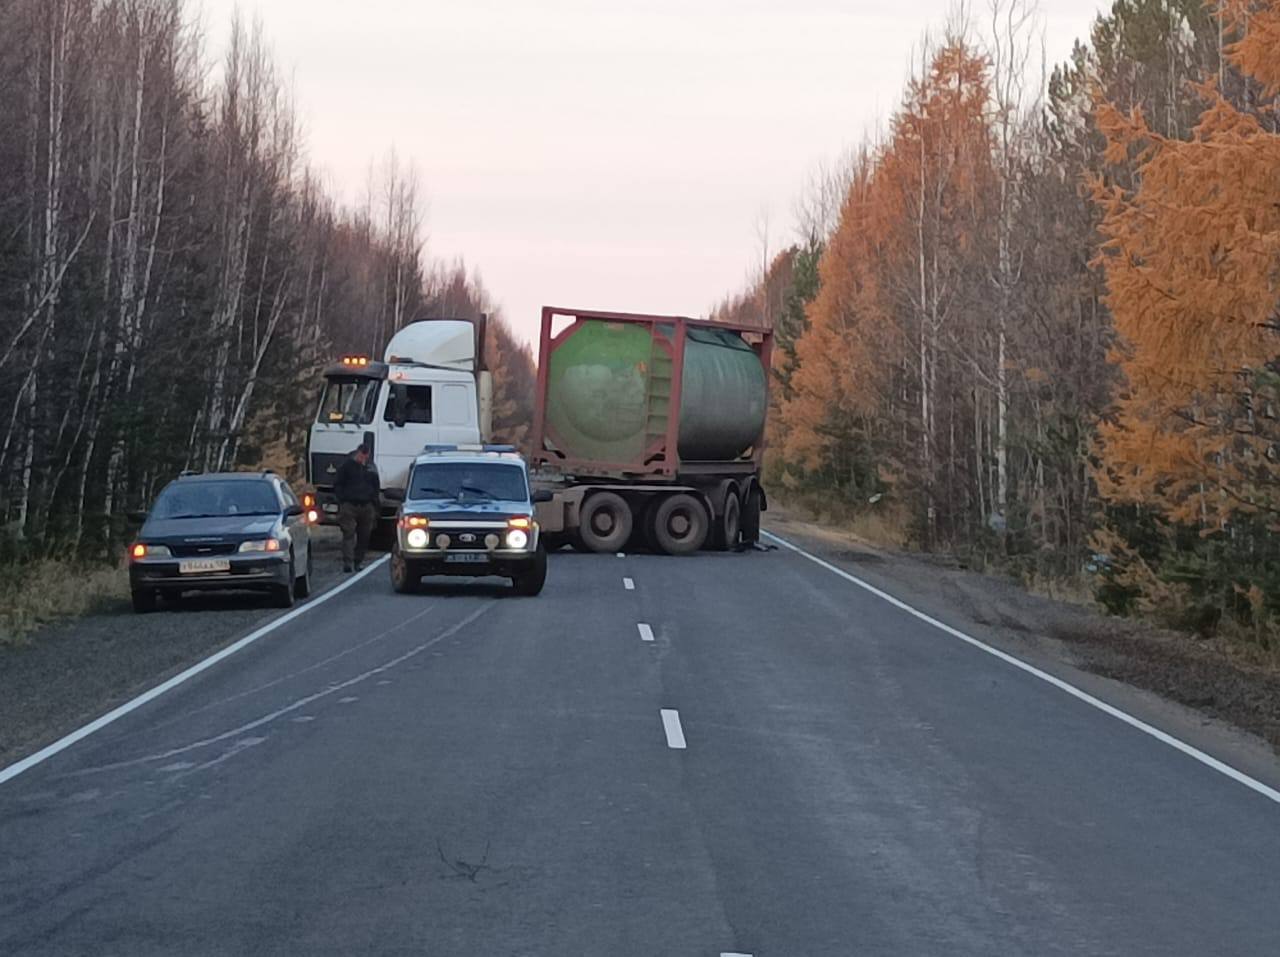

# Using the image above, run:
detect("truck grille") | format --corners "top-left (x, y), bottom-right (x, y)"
top-left (310, 452), bottom-right (347, 489)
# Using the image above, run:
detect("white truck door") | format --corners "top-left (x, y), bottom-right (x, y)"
top-left (436, 384), bottom-right (480, 445)
top-left (376, 383), bottom-right (439, 493)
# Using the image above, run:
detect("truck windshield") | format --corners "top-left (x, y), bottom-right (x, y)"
top-left (318, 377), bottom-right (380, 425)
top-left (409, 463), bottom-right (528, 503)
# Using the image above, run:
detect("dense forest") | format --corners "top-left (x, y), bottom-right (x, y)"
top-left (0, 0), bottom-right (534, 562)
top-left (717, 0), bottom-right (1280, 644)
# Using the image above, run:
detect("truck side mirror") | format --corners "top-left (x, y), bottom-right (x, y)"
top-left (382, 488), bottom-right (406, 503)
top-left (390, 383), bottom-right (408, 428)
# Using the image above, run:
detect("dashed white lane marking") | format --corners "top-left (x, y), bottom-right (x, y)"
top-left (721, 952), bottom-right (754, 956)
top-left (338, 697), bottom-right (358, 704)
top-left (623, 577), bottom-right (635, 590)
top-left (637, 623), bottom-right (655, 642)
top-left (0, 557), bottom-right (391, 787)
top-left (291, 716), bottom-right (315, 723)
top-left (660, 709), bottom-right (687, 749)
top-left (616, 552), bottom-right (626, 558)
top-left (763, 529), bottom-right (1280, 807)
top-left (376, 680), bottom-right (392, 686)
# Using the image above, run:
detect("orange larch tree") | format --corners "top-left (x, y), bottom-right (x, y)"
top-left (1093, 0), bottom-right (1280, 620)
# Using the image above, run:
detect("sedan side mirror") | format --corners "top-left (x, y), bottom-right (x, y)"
top-left (532, 489), bottom-right (555, 504)
top-left (285, 504), bottom-right (305, 518)
top-left (382, 488), bottom-right (406, 503)
top-left (126, 510), bottom-right (149, 525)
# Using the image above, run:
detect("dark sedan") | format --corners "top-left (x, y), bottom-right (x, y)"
top-left (128, 472), bottom-right (314, 612)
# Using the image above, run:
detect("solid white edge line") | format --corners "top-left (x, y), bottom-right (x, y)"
top-left (763, 530), bottom-right (1280, 807)
top-left (0, 556), bottom-right (391, 787)
top-left (661, 708), bottom-right (687, 749)
top-left (623, 577), bottom-right (635, 591)
top-left (637, 623), bottom-right (655, 642)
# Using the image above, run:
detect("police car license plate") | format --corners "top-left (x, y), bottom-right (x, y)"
top-left (445, 553), bottom-right (488, 565)
top-left (179, 559), bottom-right (231, 575)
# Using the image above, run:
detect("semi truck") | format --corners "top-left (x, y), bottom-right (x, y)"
top-left (306, 318), bottom-right (493, 525)
top-left (530, 307), bottom-right (773, 555)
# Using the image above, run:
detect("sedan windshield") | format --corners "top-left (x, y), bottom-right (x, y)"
top-left (409, 463), bottom-right (527, 503)
top-left (151, 480), bottom-right (281, 519)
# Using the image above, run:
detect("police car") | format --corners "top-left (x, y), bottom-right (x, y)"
top-left (389, 445), bottom-right (551, 595)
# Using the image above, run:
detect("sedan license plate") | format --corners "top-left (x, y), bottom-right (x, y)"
top-left (444, 553), bottom-right (489, 565)
top-left (179, 558), bottom-right (231, 575)
top-left (323, 503), bottom-right (339, 514)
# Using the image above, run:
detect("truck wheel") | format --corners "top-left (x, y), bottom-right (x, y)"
top-left (713, 491), bottom-right (741, 551)
top-left (741, 484), bottom-right (762, 544)
top-left (513, 542), bottom-right (548, 596)
top-left (390, 545), bottom-right (420, 594)
top-left (652, 493), bottom-right (709, 556)
top-left (578, 491), bottom-right (633, 553)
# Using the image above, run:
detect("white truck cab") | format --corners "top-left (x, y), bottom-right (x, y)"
top-left (307, 320), bottom-right (493, 524)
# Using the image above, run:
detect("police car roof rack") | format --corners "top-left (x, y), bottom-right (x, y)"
top-left (422, 443), bottom-right (517, 455)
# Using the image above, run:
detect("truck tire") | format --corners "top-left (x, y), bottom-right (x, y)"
top-left (741, 484), bottom-right (762, 545)
top-left (651, 493), bottom-right (709, 556)
top-left (578, 491), bottom-right (633, 553)
top-left (513, 542), bottom-right (548, 596)
top-left (712, 491), bottom-right (741, 552)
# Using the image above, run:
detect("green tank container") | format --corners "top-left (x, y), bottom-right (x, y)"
top-left (543, 319), bottom-right (768, 470)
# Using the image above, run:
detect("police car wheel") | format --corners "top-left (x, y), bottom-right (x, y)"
top-left (390, 546), bottom-right (420, 594)
top-left (512, 542), bottom-right (547, 596)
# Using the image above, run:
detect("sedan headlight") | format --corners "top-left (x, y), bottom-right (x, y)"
top-left (505, 528), bottom-right (529, 550)
top-left (131, 543), bottom-right (172, 560)
top-left (239, 539), bottom-right (283, 553)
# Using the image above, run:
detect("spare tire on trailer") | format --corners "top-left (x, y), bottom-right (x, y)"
top-left (577, 491), bottom-right (633, 553)
top-left (651, 493), bottom-right (709, 556)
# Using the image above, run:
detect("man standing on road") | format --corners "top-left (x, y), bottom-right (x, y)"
top-left (334, 444), bottom-right (380, 572)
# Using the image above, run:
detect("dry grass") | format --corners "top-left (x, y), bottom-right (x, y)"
top-left (772, 491), bottom-right (910, 550)
top-left (1023, 572), bottom-right (1098, 609)
top-left (0, 559), bottom-right (129, 646)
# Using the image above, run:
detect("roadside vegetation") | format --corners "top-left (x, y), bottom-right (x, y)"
top-left (720, 0), bottom-right (1280, 657)
top-left (0, 1), bottom-right (534, 626)
top-left (0, 560), bottom-right (128, 646)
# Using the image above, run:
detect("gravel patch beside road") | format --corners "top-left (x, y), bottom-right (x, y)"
top-left (0, 528), bottom-right (370, 768)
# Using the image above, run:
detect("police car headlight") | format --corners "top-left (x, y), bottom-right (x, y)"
top-left (406, 528), bottom-right (429, 549)
top-left (505, 529), bottom-right (529, 550)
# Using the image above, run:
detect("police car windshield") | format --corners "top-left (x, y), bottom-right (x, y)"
top-left (152, 480), bottom-right (280, 519)
top-left (409, 462), bottom-right (527, 503)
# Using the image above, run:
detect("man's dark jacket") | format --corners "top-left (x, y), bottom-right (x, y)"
top-left (334, 455), bottom-right (380, 505)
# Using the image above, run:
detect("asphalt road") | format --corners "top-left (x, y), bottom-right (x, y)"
top-left (2, 534), bottom-right (1279, 956)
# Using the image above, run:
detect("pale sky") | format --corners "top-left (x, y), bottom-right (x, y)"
top-left (200, 0), bottom-right (1104, 346)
